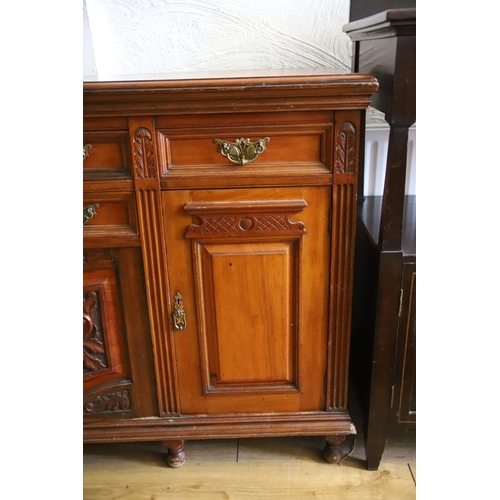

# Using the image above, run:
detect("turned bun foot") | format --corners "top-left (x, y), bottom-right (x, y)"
top-left (163, 440), bottom-right (186, 468)
top-left (324, 435), bottom-right (346, 464)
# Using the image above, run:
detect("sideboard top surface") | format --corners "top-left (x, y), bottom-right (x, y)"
top-left (83, 68), bottom-right (379, 117)
top-left (83, 67), bottom-right (376, 86)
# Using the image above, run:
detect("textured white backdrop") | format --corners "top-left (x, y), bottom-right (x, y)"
top-left (84, 0), bottom-right (352, 76)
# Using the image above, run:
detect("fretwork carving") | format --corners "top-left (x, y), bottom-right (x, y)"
top-left (133, 127), bottom-right (156, 179)
top-left (335, 122), bottom-right (357, 174)
top-left (84, 390), bottom-right (131, 414)
top-left (255, 215), bottom-right (290, 231)
top-left (83, 290), bottom-right (108, 373)
top-left (201, 217), bottom-right (238, 234)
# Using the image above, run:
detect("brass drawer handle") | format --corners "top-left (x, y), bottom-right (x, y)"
top-left (83, 203), bottom-right (100, 225)
top-left (83, 144), bottom-right (92, 161)
top-left (172, 292), bottom-right (187, 330)
top-left (214, 137), bottom-right (270, 165)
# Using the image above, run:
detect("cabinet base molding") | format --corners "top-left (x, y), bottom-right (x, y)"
top-left (86, 415), bottom-right (354, 467)
top-left (84, 412), bottom-right (355, 443)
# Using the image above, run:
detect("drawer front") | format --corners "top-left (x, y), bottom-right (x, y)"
top-left (83, 191), bottom-right (139, 244)
top-left (156, 113), bottom-right (333, 178)
top-left (83, 130), bottom-right (133, 179)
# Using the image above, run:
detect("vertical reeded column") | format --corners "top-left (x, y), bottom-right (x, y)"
top-left (326, 113), bottom-right (360, 411)
top-left (129, 117), bottom-right (179, 416)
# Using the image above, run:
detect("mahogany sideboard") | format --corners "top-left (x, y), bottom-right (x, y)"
top-left (83, 69), bottom-right (378, 467)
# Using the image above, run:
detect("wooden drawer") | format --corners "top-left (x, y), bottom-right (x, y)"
top-left (83, 129), bottom-right (132, 180)
top-left (155, 112), bottom-right (333, 178)
top-left (83, 191), bottom-right (139, 245)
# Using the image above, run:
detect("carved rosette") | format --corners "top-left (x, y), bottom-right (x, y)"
top-left (133, 127), bottom-right (156, 179)
top-left (84, 390), bottom-right (131, 414)
top-left (83, 290), bottom-right (108, 373)
top-left (335, 122), bottom-right (357, 174)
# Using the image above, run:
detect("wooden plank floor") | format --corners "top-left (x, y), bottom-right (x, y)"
top-left (83, 432), bottom-right (415, 499)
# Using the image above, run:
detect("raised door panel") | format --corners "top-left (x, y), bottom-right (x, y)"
top-left (162, 187), bottom-right (331, 415)
top-left (194, 240), bottom-right (298, 395)
top-left (83, 248), bottom-right (157, 421)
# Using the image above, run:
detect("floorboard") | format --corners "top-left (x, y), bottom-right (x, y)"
top-left (83, 432), bottom-right (415, 499)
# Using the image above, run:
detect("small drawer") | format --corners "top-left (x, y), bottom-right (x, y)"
top-left (83, 191), bottom-right (139, 244)
top-left (83, 130), bottom-right (132, 179)
top-left (156, 113), bottom-right (333, 177)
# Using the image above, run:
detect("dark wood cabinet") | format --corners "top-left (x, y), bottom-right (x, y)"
top-left (391, 259), bottom-right (416, 430)
top-left (351, 196), bottom-right (416, 468)
top-left (344, 8), bottom-right (416, 471)
top-left (83, 70), bottom-right (378, 466)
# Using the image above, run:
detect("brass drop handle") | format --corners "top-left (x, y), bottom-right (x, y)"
top-left (83, 144), bottom-right (93, 161)
top-left (83, 203), bottom-right (100, 225)
top-left (214, 137), bottom-right (270, 165)
top-left (172, 292), bottom-right (187, 330)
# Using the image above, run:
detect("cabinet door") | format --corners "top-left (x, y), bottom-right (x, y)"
top-left (391, 262), bottom-right (416, 429)
top-left (163, 187), bottom-right (331, 414)
top-left (83, 248), bottom-right (157, 421)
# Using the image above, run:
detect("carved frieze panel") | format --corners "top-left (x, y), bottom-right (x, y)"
top-left (84, 390), bottom-right (131, 414)
top-left (184, 200), bottom-right (307, 238)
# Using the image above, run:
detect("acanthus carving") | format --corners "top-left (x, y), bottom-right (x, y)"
top-left (133, 127), bottom-right (156, 179)
top-left (335, 122), bottom-right (357, 174)
top-left (83, 290), bottom-right (108, 373)
top-left (84, 390), bottom-right (131, 414)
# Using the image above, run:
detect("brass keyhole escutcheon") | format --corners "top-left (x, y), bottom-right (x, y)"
top-left (172, 292), bottom-right (187, 330)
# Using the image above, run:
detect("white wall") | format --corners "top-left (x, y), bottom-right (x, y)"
top-left (83, 0), bottom-right (415, 195)
top-left (83, 1), bottom-right (97, 76)
top-left (84, 0), bottom-right (352, 77)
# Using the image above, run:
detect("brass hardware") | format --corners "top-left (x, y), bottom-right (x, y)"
top-left (83, 144), bottom-right (92, 161)
top-left (83, 203), bottom-right (100, 225)
top-left (214, 137), bottom-right (270, 165)
top-left (172, 292), bottom-right (187, 330)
